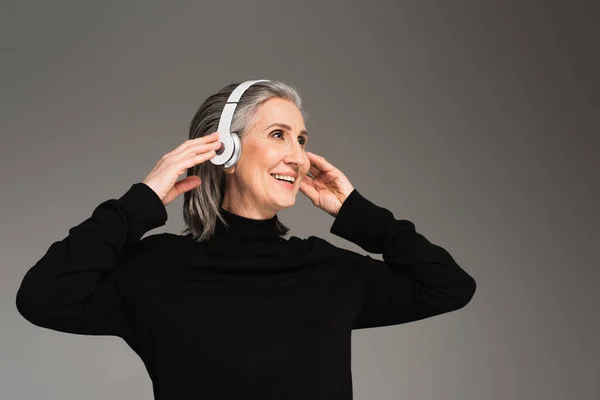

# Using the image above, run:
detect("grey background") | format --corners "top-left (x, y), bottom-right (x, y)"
top-left (1, 0), bottom-right (598, 399)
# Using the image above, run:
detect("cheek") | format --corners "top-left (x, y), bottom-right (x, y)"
top-left (303, 154), bottom-right (311, 170)
top-left (260, 149), bottom-right (284, 167)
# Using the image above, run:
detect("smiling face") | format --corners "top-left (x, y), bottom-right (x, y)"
top-left (220, 97), bottom-right (310, 219)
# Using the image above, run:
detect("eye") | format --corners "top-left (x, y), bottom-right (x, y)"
top-left (271, 130), bottom-right (307, 146)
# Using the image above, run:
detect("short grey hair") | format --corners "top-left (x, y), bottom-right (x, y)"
top-left (180, 80), bottom-right (307, 242)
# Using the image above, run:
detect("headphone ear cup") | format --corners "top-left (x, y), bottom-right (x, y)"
top-left (223, 132), bottom-right (242, 169)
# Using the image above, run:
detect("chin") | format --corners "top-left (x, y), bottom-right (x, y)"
top-left (273, 199), bottom-right (295, 209)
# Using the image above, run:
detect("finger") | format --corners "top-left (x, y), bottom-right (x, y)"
top-left (306, 151), bottom-right (335, 176)
top-left (306, 151), bottom-right (335, 172)
top-left (179, 149), bottom-right (218, 170)
top-left (299, 176), bottom-right (318, 203)
top-left (175, 132), bottom-right (220, 156)
top-left (173, 175), bottom-right (202, 194)
top-left (301, 173), bottom-right (315, 187)
top-left (308, 164), bottom-right (321, 178)
top-left (168, 132), bottom-right (220, 158)
top-left (171, 140), bottom-right (221, 163)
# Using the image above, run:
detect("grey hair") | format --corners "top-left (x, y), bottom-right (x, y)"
top-left (180, 80), bottom-right (307, 242)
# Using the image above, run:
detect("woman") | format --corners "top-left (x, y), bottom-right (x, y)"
top-left (15, 80), bottom-right (476, 399)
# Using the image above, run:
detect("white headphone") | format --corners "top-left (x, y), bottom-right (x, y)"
top-left (210, 79), bottom-right (270, 169)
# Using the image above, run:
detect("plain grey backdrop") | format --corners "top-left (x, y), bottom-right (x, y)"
top-left (1, 0), bottom-right (598, 399)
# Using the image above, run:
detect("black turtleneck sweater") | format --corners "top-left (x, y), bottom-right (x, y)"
top-left (16, 182), bottom-right (476, 399)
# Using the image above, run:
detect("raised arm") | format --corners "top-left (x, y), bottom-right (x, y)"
top-left (15, 183), bottom-right (167, 341)
top-left (329, 189), bottom-right (477, 329)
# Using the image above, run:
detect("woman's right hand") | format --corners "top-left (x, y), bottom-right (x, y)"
top-left (142, 131), bottom-right (222, 206)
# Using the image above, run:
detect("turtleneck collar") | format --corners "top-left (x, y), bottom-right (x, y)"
top-left (183, 206), bottom-right (309, 272)
top-left (209, 205), bottom-right (282, 245)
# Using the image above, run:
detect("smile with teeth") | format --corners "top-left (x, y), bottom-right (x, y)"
top-left (270, 174), bottom-right (295, 188)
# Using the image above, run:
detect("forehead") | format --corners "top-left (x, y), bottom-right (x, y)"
top-left (252, 97), bottom-right (304, 128)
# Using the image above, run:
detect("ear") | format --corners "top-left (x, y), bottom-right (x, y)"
top-left (223, 165), bottom-right (236, 175)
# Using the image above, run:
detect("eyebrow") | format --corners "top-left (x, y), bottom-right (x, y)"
top-left (266, 123), bottom-right (309, 137)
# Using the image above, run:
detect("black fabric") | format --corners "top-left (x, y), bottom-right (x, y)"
top-left (16, 182), bottom-right (476, 399)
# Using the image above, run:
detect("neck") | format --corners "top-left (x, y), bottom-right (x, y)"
top-left (220, 204), bottom-right (277, 220)
top-left (204, 204), bottom-right (281, 246)
top-left (221, 187), bottom-right (280, 219)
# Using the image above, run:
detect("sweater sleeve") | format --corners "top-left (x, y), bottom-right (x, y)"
top-left (15, 182), bottom-right (168, 340)
top-left (329, 188), bottom-right (476, 329)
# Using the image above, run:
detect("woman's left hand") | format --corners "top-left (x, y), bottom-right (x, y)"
top-left (298, 151), bottom-right (355, 218)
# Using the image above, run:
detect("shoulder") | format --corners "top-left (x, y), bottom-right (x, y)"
top-left (286, 234), bottom-right (361, 264)
top-left (301, 234), bottom-right (379, 267)
top-left (114, 232), bottom-right (199, 288)
top-left (119, 232), bottom-right (183, 266)
top-left (285, 234), bottom-right (332, 250)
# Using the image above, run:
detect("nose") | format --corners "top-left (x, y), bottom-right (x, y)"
top-left (283, 140), bottom-right (306, 167)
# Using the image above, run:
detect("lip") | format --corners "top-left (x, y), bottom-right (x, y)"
top-left (270, 172), bottom-right (298, 178)
top-left (270, 174), bottom-right (295, 188)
